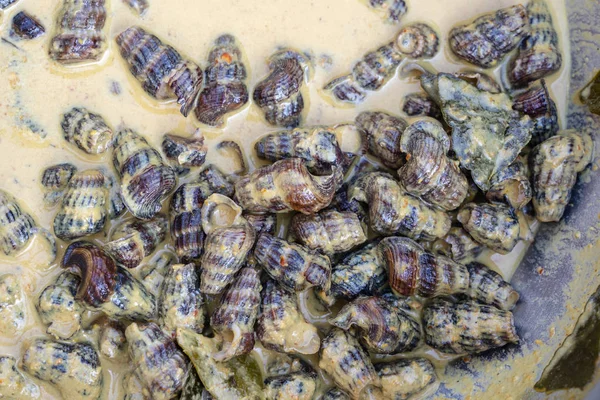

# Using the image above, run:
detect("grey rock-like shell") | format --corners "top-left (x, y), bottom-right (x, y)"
top-left (318, 328), bottom-right (378, 399)
top-left (234, 158), bottom-right (337, 215)
top-left (126, 322), bottom-right (190, 400)
top-left (104, 216), bottom-right (168, 269)
top-left (530, 130), bottom-right (593, 222)
top-left (379, 236), bottom-right (470, 298)
top-left (162, 133), bottom-right (207, 175)
top-left (466, 262), bottom-right (520, 311)
top-left (0, 356), bottom-right (41, 400)
top-left (112, 128), bottom-right (176, 220)
top-left (158, 263), bottom-right (205, 337)
top-left (512, 80), bottom-right (559, 147)
top-left (41, 163), bottom-right (77, 205)
top-left (330, 295), bottom-right (421, 354)
top-left (253, 49), bottom-right (308, 128)
top-left (508, 0), bottom-right (562, 87)
top-left (375, 358), bottom-right (437, 400)
top-left (254, 233), bottom-right (331, 292)
top-left (257, 279), bottom-right (321, 355)
top-left (486, 156), bottom-right (532, 210)
top-left (49, 0), bottom-right (107, 64)
top-left (362, 0), bottom-right (407, 24)
top-left (355, 111), bottom-right (408, 169)
top-left (431, 227), bottom-right (483, 262)
top-left (350, 172), bottom-right (451, 240)
top-left (289, 210), bottom-right (366, 256)
top-left (0, 274), bottom-right (27, 337)
top-left (264, 363), bottom-right (318, 400)
top-left (211, 267), bottom-right (262, 361)
top-left (457, 202), bottom-right (520, 254)
top-left (423, 299), bottom-right (519, 354)
top-left (11, 11), bottom-right (45, 39)
top-left (22, 338), bottom-right (103, 399)
top-left (196, 34), bottom-right (249, 126)
top-left (399, 119), bottom-right (469, 211)
top-left (37, 271), bottom-right (84, 339)
top-left (53, 169), bottom-right (108, 240)
top-left (116, 26), bottom-right (203, 117)
top-left (61, 107), bottom-right (113, 154)
top-left (449, 5), bottom-right (529, 68)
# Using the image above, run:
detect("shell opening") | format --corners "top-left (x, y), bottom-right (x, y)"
top-left (201, 193), bottom-right (244, 234)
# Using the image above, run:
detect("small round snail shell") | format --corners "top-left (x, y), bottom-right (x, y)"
top-left (395, 22), bottom-right (439, 59)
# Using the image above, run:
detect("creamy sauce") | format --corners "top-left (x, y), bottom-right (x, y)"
top-left (0, 0), bottom-right (571, 399)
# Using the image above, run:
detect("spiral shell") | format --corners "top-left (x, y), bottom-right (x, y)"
top-left (395, 22), bottom-right (439, 59)
top-left (399, 119), bottom-right (469, 211)
top-left (508, 0), bottom-right (562, 87)
top-left (116, 26), bottom-right (203, 117)
top-left (112, 128), bottom-right (176, 220)
top-left (254, 233), bottom-right (331, 292)
top-left (432, 227), bottom-right (483, 262)
top-left (264, 363), bottom-right (318, 400)
top-left (350, 172), bottom-right (451, 240)
top-left (11, 11), bottom-right (45, 39)
top-left (423, 299), bottom-right (519, 354)
top-left (255, 126), bottom-right (347, 176)
top-left (512, 80), bottom-right (559, 147)
top-left (355, 111), bottom-right (408, 169)
top-left (196, 34), bottom-right (249, 126)
top-left (200, 221), bottom-right (256, 294)
top-left (244, 212), bottom-right (277, 236)
top-left (139, 250), bottom-right (175, 295)
top-left (289, 210), bottom-right (366, 256)
top-left (362, 0), bottom-right (407, 24)
top-left (41, 163), bottom-right (77, 205)
top-left (486, 156), bottom-right (532, 210)
top-left (0, 274), bottom-right (26, 337)
top-left (379, 236), bottom-right (470, 298)
top-left (37, 271), bottom-right (83, 339)
top-left (162, 133), bottom-right (207, 175)
top-left (22, 338), bottom-right (103, 400)
top-left (466, 262), bottom-right (519, 311)
top-left (126, 322), bottom-right (190, 400)
top-left (531, 130), bottom-right (593, 222)
top-left (104, 216), bottom-right (168, 269)
top-left (449, 5), bottom-right (529, 68)
top-left (0, 356), bottom-right (41, 400)
top-left (253, 49), bottom-right (309, 128)
top-left (257, 280), bottom-right (321, 355)
top-left (235, 158), bottom-right (337, 214)
top-left (169, 184), bottom-right (210, 264)
top-left (122, 0), bottom-right (148, 15)
top-left (401, 92), bottom-right (442, 120)
top-left (61, 107), bottom-right (113, 154)
top-left (158, 263), bottom-right (205, 337)
top-left (375, 358), bottom-right (437, 400)
top-left (330, 296), bottom-right (421, 354)
top-left (49, 0), bottom-right (107, 63)
top-left (458, 203), bottom-right (520, 254)
top-left (211, 267), bottom-right (262, 361)
top-left (200, 194), bottom-right (244, 234)
top-left (319, 328), bottom-right (378, 399)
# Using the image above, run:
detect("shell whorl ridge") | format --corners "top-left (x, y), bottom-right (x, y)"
top-left (355, 111), bottom-right (408, 169)
top-left (457, 202), bottom-right (520, 254)
top-left (0, 189), bottom-right (36, 256)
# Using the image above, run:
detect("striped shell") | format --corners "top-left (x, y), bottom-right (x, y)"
top-left (139, 250), bottom-right (175, 295)
top-left (257, 279), bottom-right (320, 355)
top-left (200, 221), bottom-right (256, 294)
top-left (289, 210), bottom-right (366, 256)
top-left (399, 119), bottom-right (469, 211)
top-left (244, 212), bottom-right (277, 236)
top-left (458, 202), bottom-right (520, 254)
top-left (197, 164), bottom-right (235, 198)
top-left (196, 34), bottom-right (249, 126)
top-left (531, 130), bottom-right (593, 222)
top-left (264, 363), bottom-right (318, 400)
top-left (466, 262), bottom-right (519, 311)
top-left (350, 172), bottom-right (451, 240)
top-left (22, 338), bottom-right (103, 400)
top-left (211, 267), bottom-right (262, 361)
top-left (512, 80), bottom-right (559, 147)
top-left (116, 26), bottom-right (203, 117)
top-left (53, 169), bottom-right (108, 240)
top-left (379, 236), bottom-right (470, 298)
top-left (330, 295), bottom-right (421, 354)
top-left (254, 233), bottom-right (331, 292)
top-left (423, 299), bottom-right (519, 354)
top-left (253, 49), bottom-right (309, 128)
top-left (162, 133), bottom-right (207, 175)
top-left (41, 163), bottom-right (77, 205)
top-left (104, 216), bottom-right (168, 269)
top-left (508, 0), bottom-right (562, 87)
top-left (431, 227), bottom-right (483, 262)
top-left (0, 274), bottom-right (26, 337)
top-left (49, 0), bottom-right (107, 64)
top-left (158, 263), bottom-right (205, 337)
top-left (122, 0), bottom-right (148, 15)
top-left (112, 128), bottom-right (176, 220)
top-left (355, 111), bottom-right (408, 169)
top-left (449, 5), bottom-right (529, 68)
top-left (11, 11), bottom-right (45, 40)
top-left (401, 92), bottom-right (442, 120)
top-left (106, 175), bottom-right (127, 219)
top-left (318, 328), bottom-right (378, 399)
top-left (60, 107), bottom-right (113, 154)
top-left (0, 356), bottom-right (41, 400)
top-left (362, 0), bottom-right (407, 23)
top-left (486, 156), bottom-right (532, 210)
top-left (37, 271), bottom-right (83, 340)
top-left (375, 358), bottom-right (437, 400)
top-left (126, 322), bottom-right (190, 400)
top-left (234, 158), bottom-right (337, 215)
top-left (395, 23), bottom-right (439, 59)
